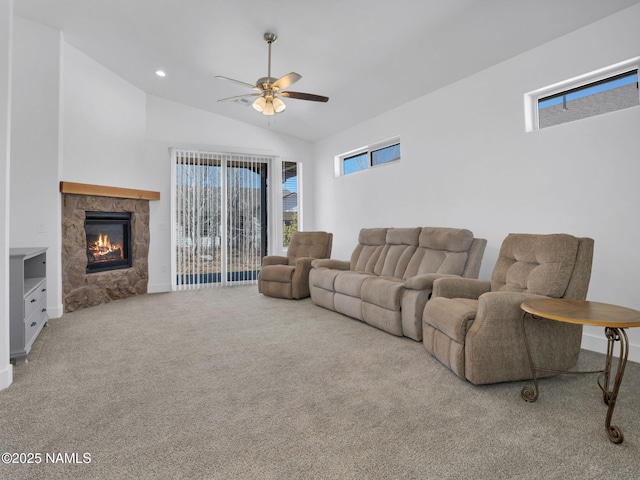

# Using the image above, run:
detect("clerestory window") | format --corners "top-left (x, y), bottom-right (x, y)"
top-left (525, 58), bottom-right (639, 131)
top-left (337, 138), bottom-right (401, 176)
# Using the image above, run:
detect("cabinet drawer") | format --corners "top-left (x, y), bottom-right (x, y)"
top-left (24, 281), bottom-right (47, 318)
top-left (24, 307), bottom-right (48, 349)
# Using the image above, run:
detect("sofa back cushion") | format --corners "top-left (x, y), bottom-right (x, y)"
top-left (404, 227), bottom-right (474, 279)
top-left (350, 228), bottom-right (388, 273)
top-left (491, 233), bottom-right (580, 297)
top-left (374, 228), bottom-right (421, 278)
top-left (288, 231), bottom-right (333, 265)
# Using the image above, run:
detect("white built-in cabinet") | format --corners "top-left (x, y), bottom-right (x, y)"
top-left (9, 247), bottom-right (48, 364)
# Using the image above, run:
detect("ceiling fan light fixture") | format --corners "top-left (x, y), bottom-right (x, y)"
top-left (262, 99), bottom-right (276, 116)
top-left (252, 96), bottom-right (266, 112)
top-left (273, 97), bottom-right (286, 113)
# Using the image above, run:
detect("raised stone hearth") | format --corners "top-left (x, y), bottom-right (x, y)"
top-left (62, 193), bottom-right (151, 312)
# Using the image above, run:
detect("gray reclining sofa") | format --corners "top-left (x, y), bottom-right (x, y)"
top-left (309, 227), bottom-right (486, 341)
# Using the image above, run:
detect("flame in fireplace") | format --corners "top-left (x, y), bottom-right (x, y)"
top-left (88, 233), bottom-right (124, 263)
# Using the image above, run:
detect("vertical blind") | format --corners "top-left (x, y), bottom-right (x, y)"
top-left (172, 149), bottom-right (270, 291)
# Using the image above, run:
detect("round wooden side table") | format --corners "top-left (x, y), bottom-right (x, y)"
top-left (520, 298), bottom-right (640, 444)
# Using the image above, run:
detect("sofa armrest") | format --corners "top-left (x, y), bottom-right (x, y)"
top-left (404, 273), bottom-right (459, 290)
top-left (291, 257), bottom-right (315, 298)
top-left (432, 277), bottom-right (492, 299)
top-left (468, 291), bottom-right (557, 353)
top-left (311, 258), bottom-right (350, 270)
top-left (464, 291), bottom-right (559, 384)
top-left (476, 291), bottom-right (549, 323)
top-left (293, 256), bottom-right (314, 270)
top-left (262, 255), bottom-right (288, 267)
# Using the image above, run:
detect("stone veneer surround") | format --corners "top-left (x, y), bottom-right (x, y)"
top-left (62, 194), bottom-right (150, 312)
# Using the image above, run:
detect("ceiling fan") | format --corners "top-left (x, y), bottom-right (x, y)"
top-left (216, 32), bottom-right (329, 116)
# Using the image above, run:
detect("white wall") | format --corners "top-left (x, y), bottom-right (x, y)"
top-left (62, 43), bottom-right (148, 188)
top-left (311, 4), bottom-right (640, 361)
top-left (0, 0), bottom-right (13, 391)
top-left (10, 16), bottom-right (62, 317)
top-left (144, 95), bottom-right (313, 292)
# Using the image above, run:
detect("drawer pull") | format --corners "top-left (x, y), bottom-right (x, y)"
top-left (30, 322), bottom-right (37, 327)
top-left (42, 288), bottom-right (46, 292)
top-left (30, 299), bottom-right (37, 303)
top-left (42, 308), bottom-right (46, 312)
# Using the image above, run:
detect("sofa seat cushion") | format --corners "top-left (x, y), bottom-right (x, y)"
top-left (424, 297), bottom-right (478, 344)
top-left (334, 271), bottom-right (372, 298)
top-left (404, 273), bottom-right (445, 290)
top-left (259, 264), bottom-right (295, 283)
top-left (361, 276), bottom-right (405, 311)
top-left (310, 267), bottom-right (341, 291)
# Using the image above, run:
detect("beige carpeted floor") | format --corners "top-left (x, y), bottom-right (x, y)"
top-left (1, 285), bottom-right (639, 479)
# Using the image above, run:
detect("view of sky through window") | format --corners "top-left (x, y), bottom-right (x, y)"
top-left (372, 143), bottom-right (401, 166)
top-left (339, 138), bottom-right (401, 176)
top-left (283, 171), bottom-right (297, 193)
top-left (538, 71), bottom-right (638, 109)
top-left (343, 152), bottom-right (368, 175)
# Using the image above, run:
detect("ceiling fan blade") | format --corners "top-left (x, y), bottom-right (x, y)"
top-left (280, 91), bottom-right (329, 103)
top-left (272, 72), bottom-right (302, 91)
top-left (215, 75), bottom-right (261, 91)
top-left (217, 93), bottom-right (261, 103)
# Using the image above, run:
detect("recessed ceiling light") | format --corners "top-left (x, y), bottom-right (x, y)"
top-left (155, 70), bottom-right (166, 77)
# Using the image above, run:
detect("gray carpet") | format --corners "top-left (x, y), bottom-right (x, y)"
top-left (1, 286), bottom-right (639, 479)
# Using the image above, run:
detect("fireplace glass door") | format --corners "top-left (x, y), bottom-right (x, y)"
top-left (85, 211), bottom-right (132, 273)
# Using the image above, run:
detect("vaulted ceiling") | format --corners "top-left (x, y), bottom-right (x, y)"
top-left (14, 0), bottom-right (640, 143)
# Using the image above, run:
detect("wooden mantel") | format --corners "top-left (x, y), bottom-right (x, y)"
top-left (60, 181), bottom-right (160, 201)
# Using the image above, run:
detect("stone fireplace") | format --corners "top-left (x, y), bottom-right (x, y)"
top-left (61, 182), bottom-right (160, 312)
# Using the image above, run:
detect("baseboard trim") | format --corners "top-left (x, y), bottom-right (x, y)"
top-left (581, 332), bottom-right (640, 364)
top-left (0, 363), bottom-right (13, 391)
top-left (48, 303), bottom-right (64, 319)
top-left (147, 283), bottom-right (171, 294)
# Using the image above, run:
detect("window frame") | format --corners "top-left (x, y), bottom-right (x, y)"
top-left (336, 137), bottom-right (401, 176)
top-left (524, 57), bottom-right (640, 132)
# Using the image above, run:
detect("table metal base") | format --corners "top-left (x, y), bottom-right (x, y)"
top-left (520, 312), bottom-right (630, 444)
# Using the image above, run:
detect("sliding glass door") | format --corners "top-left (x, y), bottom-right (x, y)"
top-left (172, 150), bottom-right (269, 290)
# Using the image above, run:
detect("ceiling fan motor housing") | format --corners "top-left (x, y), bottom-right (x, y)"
top-left (256, 77), bottom-right (277, 89)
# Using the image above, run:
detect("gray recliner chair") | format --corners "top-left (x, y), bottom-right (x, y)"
top-left (258, 231), bottom-right (333, 299)
top-left (423, 233), bottom-right (594, 385)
